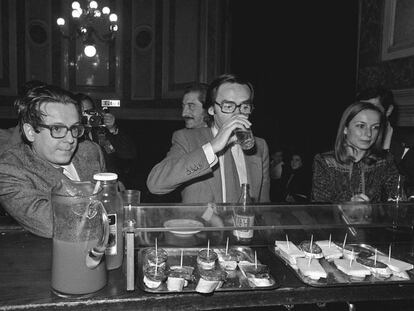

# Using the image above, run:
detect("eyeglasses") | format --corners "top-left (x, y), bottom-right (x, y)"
top-left (36, 124), bottom-right (85, 139)
top-left (215, 101), bottom-right (254, 114)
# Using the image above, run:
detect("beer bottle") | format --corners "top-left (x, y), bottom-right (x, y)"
top-left (233, 183), bottom-right (254, 244)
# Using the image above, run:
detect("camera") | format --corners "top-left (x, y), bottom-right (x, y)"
top-left (82, 109), bottom-right (104, 127)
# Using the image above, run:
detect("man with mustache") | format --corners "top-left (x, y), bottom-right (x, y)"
top-left (181, 82), bottom-right (210, 129)
top-left (0, 85), bottom-right (105, 238)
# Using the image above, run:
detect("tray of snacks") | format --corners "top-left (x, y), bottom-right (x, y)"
top-left (272, 238), bottom-right (414, 287)
top-left (137, 245), bottom-right (277, 293)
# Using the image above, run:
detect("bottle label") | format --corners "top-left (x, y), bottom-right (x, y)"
top-left (106, 214), bottom-right (117, 255)
top-left (233, 214), bottom-right (254, 239)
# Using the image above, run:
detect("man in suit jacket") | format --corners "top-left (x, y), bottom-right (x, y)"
top-left (147, 74), bottom-right (270, 203)
top-left (0, 85), bottom-right (105, 238)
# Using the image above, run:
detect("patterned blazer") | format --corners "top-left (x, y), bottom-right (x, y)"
top-left (311, 151), bottom-right (398, 203)
top-left (0, 141), bottom-right (105, 238)
top-left (146, 127), bottom-right (270, 203)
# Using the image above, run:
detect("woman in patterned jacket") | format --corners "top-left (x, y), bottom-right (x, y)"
top-left (311, 101), bottom-right (399, 203)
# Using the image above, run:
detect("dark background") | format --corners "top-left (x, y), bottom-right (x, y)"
top-left (230, 1), bottom-right (359, 156)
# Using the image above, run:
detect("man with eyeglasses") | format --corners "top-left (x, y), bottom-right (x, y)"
top-left (0, 85), bottom-right (105, 238)
top-left (147, 73), bottom-right (270, 204)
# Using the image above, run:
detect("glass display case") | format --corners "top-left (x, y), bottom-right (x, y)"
top-left (123, 202), bottom-right (414, 294)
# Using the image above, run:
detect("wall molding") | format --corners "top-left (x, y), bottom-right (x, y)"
top-left (382, 0), bottom-right (414, 61)
top-left (393, 88), bottom-right (414, 126)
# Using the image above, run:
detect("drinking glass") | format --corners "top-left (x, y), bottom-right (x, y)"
top-left (388, 175), bottom-right (407, 202)
top-left (234, 127), bottom-right (255, 150)
top-left (122, 189), bottom-right (141, 206)
top-left (387, 175), bottom-right (408, 232)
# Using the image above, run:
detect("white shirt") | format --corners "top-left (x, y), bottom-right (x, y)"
top-left (202, 126), bottom-right (247, 202)
top-left (60, 163), bottom-right (80, 181)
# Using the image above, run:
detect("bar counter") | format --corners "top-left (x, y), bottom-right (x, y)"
top-left (1, 228), bottom-right (414, 311)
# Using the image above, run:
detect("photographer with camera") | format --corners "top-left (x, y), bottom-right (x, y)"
top-left (75, 93), bottom-right (138, 189)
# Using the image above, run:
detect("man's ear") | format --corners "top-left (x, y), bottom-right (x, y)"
top-left (208, 106), bottom-right (215, 116)
top-left (386, 105), bottom-right (394, 118)
top-left (23, 123), bottom-right (36, 142)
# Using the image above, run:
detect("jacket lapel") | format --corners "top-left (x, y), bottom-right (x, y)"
top-left (72, 153), bottom-right (91, 181)
top-left (24, 145), bottom-right (66, 184)
top-left (245, 152), bottom-right (262, 201)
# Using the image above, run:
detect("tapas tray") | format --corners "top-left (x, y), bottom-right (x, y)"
top-left (271, 243), bottom-right (414, 287)
top-left (137, 246), bottom-right (278, 293)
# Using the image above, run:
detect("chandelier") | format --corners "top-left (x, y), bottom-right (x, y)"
top-left (56, 1), bottom-right (118, 57)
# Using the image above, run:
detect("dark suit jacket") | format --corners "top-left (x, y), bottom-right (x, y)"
top-left (146, 127), bottom-right (270, 203)
top-left (83, 127), bottom-right (138, 188)
top-left (389, 128), bottom-right (414, 195)
top-left (283, 166), bottom-right (311, 202)
top-left (0, 141), bottom-right (105, 238)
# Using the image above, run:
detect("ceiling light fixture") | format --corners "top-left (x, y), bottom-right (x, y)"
top-left (57, 1), bottom-right (118, 57)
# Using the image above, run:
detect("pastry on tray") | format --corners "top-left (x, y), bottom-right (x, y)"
top-left (315, 240), bottom-right (343, 260)
top-left (168, 265), bottom-right (195, 287)
top-left (166, 275), bottom-right (185, 292)
top-left (197, 249), bottom-right (218, 270)
top-left (274, 240), bottom-right (305, 265)
top-left (195, 269), bottom-right (227, 294)
top-left (219, 255), bottom-right (238, 273)
top-left (333, 258), bottom-right (371, 279)
top-left (299, 241), bottom-right (323, 259)
top-left (391, 270), bottom-right (410, 280)
top-left (295, 257), bottom-right (327, 280)
top-left (336, 244), bottom-right (360, 260)
top-left (238, 263), bottom-right (274, 287)
top-left (213, 248), bottom-right (238, 271)
top-left (143, 265), bottom-right (167, 289)
top-left (336, 243), bottom-right (374, 260)
top-left (166, 265), bottom-right (195, 292)
top-left (356, 257), bottom-right (392, 278)
top-left (370, 254), bottom-right (414, 273)
top-left (226, 248), bottom-right (251, 262)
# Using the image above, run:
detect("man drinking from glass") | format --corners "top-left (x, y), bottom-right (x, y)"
top-left (147, 73), bottom-right (270, 203)
top-left (0, 85), bottom-right (105, 238)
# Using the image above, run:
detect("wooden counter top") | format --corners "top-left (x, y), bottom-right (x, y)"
top-left (1, 230), bottom-right (414, 311)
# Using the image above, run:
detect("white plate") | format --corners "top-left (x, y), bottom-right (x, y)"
top-left (163, 219), bottom-right (204, 236)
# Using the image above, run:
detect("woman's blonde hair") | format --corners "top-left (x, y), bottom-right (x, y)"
top-left (334, 101), bottom-right (386, 164)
